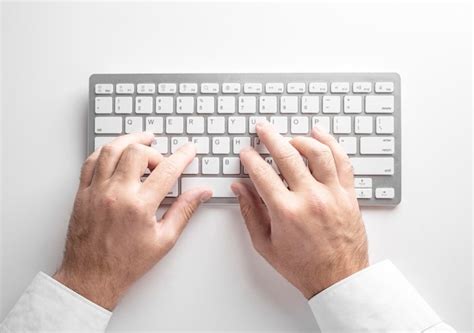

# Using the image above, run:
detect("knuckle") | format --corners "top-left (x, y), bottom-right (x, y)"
top-left (278, 206), bottom-right (299, 221)
top-left (161, 230), bottom-right (178, 249)
top-left (100, 144), bottom-right (120, 157)
top-left (251, 163), bottom-right (270, 180)
top-left (126, 143), bottom-right (143, 153)
top-left (99, 191), bottom-right (118, 208)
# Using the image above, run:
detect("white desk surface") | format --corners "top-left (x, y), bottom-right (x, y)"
top-left (1, 2), bottom-right (472, 331)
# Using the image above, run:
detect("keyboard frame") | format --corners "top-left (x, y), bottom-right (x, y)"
top-left (88, 73), bottom-right (401, 206)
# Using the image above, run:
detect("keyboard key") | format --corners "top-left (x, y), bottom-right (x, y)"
top-left (265, 83), bottom-right (284, 93)
top-left (228, 116), bottom-right (246, 134)
top-left (376, 116), bottom-right (394, 134)
top-left (365, 96), bottom-right (394, 113)
top-left (137, 83), bottom-right (156, 94)
top-left (158, 83), bottom-right (177, 94)
top-left (233, 137), bottom-right (252, 154)
top-left (338, 137), bottom-right (357, 155)
top-left (344, 96), bottom-right (362, 114)
top-left (360, 137), bottom-right (394, 154)
top-left (94, 136), bottom-right (116, 149)
top-left (322, 96), bottom-right (341, 114)
top-left (375, 82), bottom-right (394, 93)
top-left (333, 116), bottom-right (351, 134)
top-left (171, 137), bottom-right (189, 153)
top-left (115, 97), bottom-right (132, 114)
top-left (192, 137), bottom-right (209, 154)
top-left (353, 82), bottom-right (372, 93)
top-left (309, 82), bottom-right (327, 93)
top-left (244, 83), bottom-right (262, 93)
top-left (291, 116), bottom-right (309, 134)
top-left (95, 117), bottom-right (122, 134)
top-left (259, 96), bottom-right (277, 113)
top-left (375, 187), bottom-right (395, 199)
top-left (222, 83), bottom-right (241, 94)
top-left (249, 116), bottom-right (267, 133)
top-left (116, 83), bottom-right (134, 94)
top-left (165, 182), bottom-right (179, 197)
top-left (254, 137), bottom-right (269, 154)
top-left (218, 96), bottom-right (236, 114)
top-left (287, 83), bottom-right (305, 93)
top-left (166, 117), bottom-right (184, 134)
top-left (181, 177), bottom-right (252, 198)
top-left (312, 116), bottom-right (330, 133)
top-left (179, 83), bottom-right (198, 94)
top-left (223, 157), bottom-right (241, 175)
top-left (355, 188), bottom-right (372, 199)
top-left (125, 117), bottom-right (143, 133)
top-left (145, 117), bottom-right (164, 134)
top-left (238, 96), bottom-right (257, 114)
top-left (95, 84), bottom-right (113, 94)
top-left (177, 96), bottom-right (194, 114)
top-left (302, 96), bottom-right (320, 113)
top-left (135, 97), bottom-right (153, 114)
top-left (202, 157), bottom-right (220, 174)
top-left (156, 97), bottom-right (173, 114)
top-left (350, 157), bottom-right (394, 175)
top-left (330, 82), bottom-right (349, 93)
top-left (197, 96), bottom-right (215, 114)
top-left (265, 157), bottom-right (280, 174)
top-left (354, 177), bottom-right (372, 188)
top-left (201, 83), bottom-right (219, 94)
top-left (183, 157), bottom-right (199, 174)
top-left (186, 117), bottom-right (205, 134)
top-left (212, 137), bottom-right (230, 154)
top-left (280, 96), bottom-right (298, 114)
top-left (208, 117), bottom-right (225, 134)
top-left (355, 116), bottom-right (373, 134)
top-left (270, 116), bottom-right (288, 134)
top-left (95, 97), bottom-right (112, 114)
top-left (152, 137), bottom-right (169, 154)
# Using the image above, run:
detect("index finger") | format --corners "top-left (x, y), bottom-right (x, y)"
top-left (141, 143), bottom-right (196, 207)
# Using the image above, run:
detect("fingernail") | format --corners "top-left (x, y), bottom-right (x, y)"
top-left (313, 125), bottom-right (325, 133)
top-left (255, 119), bottom-right (269, 130)
top-left (200, 191), bottom-right (212, 202)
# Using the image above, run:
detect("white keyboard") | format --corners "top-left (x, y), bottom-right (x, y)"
top-left (89, 73), bottom-right (401, 206)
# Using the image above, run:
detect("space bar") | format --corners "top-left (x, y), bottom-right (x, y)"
top-left (181, 177), bottom-right (253, 198)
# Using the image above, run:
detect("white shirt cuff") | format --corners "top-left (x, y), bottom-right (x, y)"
top-left (1, 272), bottom-right (111, 332)
top-left (308, 260), bottom-right (445, 332)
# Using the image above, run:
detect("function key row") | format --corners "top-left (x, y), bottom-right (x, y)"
top-left (95, 82), bottom-right (394, 95)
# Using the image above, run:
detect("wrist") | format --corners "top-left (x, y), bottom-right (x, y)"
top-left (53, 268), bottom-right (123, 310)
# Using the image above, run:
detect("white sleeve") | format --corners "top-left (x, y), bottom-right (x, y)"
top-left (308, 260), bottom-right (456, 332)
top-left (0, 272), bottom-right (111, 332)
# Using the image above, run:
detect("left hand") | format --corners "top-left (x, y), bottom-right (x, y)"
top-left (54, 133), bottom-right (212, 310)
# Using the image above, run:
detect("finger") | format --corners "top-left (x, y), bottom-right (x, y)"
top-left (142, 143), bottom-right (196, 207)
top-left (255, 120), bottom-right (313, 190)
top-left (113, 144), bottom-right (164, 183)
top-left (311, 127), bottom-right (354, 188)
top-left (93, 132), bottom-right (155, 183)
top-left (79, 148), bottom-right (101, 189)
top-left (239, 147), bottom-right (289, 207)
top-left (157, 187), bottom-right (212, 250)
top-left (290, 136), bottom-right (338, 186)
top-left (231, 182), bottom-right (271, 254)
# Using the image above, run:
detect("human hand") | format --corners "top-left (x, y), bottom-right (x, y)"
top-left (232, 121), bottom-right (368, 299)
top-left (54, 133), bottom-right (212, 310)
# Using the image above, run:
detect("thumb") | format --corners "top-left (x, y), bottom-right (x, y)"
top-left (158, 187), bottom-right (212, 249)
top-left (231, 182), bottom-right (271, 253)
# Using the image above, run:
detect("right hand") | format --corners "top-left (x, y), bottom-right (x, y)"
top-left (232, 121), bottom-right (369, 299)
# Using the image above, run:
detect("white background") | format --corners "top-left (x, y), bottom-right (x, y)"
top-left (1, 1), bottom-right (472, 331)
